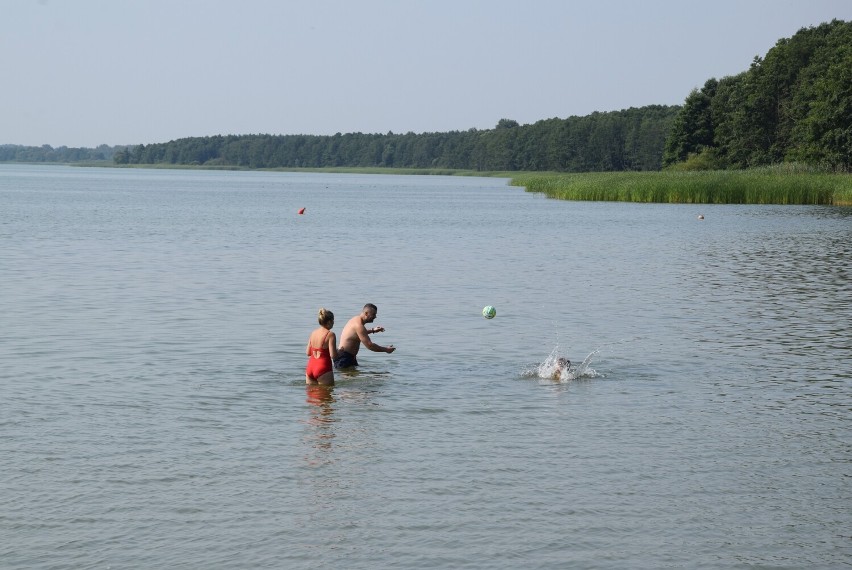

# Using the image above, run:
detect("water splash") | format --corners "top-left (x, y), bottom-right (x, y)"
top-left (526, 346), bottom-right (600, 383)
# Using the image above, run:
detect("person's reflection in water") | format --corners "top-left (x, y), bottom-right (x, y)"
top-left (303, 384), bottom-right (337, 460)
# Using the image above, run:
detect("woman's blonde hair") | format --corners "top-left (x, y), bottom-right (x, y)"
top-left (317, 308), bottom-right (334, 326)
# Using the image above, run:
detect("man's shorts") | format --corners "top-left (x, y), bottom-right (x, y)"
top-left (333, 349), bottom-right (359, 369)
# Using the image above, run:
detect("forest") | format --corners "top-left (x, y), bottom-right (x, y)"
top-left (0, 144), bottom-right (117, 163)
top-left (109, 19), bottom-right (852, 173)
top-left (664, 19), bottom-right (851, 171)
top-left (111, 106), bottom-right (678, 172)
top-left (2, 20), bottom-right (848, 173)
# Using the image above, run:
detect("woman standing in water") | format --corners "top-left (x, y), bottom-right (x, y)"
top-left (305, 308), bottom-right (338, 386)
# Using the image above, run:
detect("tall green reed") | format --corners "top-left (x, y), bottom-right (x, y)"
top-left (511, 170), bottom-right (852, 205)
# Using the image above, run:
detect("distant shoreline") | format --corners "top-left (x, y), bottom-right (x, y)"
top-left (5, 161), bottom-right (850, 206)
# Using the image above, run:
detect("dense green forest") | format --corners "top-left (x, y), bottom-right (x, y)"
top-left (664, 19), bottom-right (851, 171)
top-left (0, 144), bottom-right (118, 162)
top-left (111, 106), bottom-right (678, 172)
top-left (107, 19), bottom-right (852, 173)
top-left (3, 20), bottom-right (848, 173)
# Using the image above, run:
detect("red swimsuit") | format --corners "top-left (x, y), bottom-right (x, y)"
top-left (306, 330), bottom-right (333, 380)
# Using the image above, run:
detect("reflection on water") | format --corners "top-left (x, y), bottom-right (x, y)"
top-left (300, 382), bottom-right (383, 470)
top-left (302, 385), bottom-right (337, 465)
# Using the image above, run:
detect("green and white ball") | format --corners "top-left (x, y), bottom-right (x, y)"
top-left (482, 305), bottom-right (496, 319)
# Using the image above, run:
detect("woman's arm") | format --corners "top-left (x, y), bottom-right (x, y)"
top-left (327, 332), bottom-right (338, 360)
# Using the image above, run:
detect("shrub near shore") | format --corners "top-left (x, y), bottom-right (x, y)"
top-left (510, 169), bottom-right (852, 205)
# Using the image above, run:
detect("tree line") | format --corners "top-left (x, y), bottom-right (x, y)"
top-left (664, 19), bottom-right (851, 171)
top-left (0, 144), bottom-right (118, 163)
top-left (112, 106), bottom-right (678, 172)
top-left (3, 20), bottom-right (847, 173)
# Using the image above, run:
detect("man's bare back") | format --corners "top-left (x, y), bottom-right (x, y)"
top-left (334, 304), bottom-right (395, 368)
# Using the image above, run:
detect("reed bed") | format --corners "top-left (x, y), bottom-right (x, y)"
top-left (510, 170), bottom-right (852, 205)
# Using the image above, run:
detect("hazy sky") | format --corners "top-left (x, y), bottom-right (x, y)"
top-left (3, 0), bottom-right (850, 147)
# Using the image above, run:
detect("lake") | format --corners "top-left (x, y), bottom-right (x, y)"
top-left (1, 164), bottom-right (850, 569)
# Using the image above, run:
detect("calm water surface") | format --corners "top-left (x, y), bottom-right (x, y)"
top-left (2, 165), bottom-right (850, 569)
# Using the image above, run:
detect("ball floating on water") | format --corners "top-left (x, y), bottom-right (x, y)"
top-left (482, 305), bottom-right (496, 319)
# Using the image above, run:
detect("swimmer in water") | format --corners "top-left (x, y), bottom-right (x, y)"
top-left (305, 308), bottom-right (338, 386)
top-left (552, 357), bottom-right (571, 381)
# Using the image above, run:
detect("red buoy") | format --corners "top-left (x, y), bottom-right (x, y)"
top-left (298, 207), bottom-right (306, 215)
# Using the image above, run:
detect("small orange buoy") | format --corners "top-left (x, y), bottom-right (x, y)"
top-left (298, 207), bottom-right (306, 215)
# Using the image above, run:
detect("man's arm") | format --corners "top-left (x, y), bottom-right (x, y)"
top-left (357, 325), bottom-right (394, 353)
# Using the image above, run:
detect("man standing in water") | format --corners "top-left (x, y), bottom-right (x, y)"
top-left (334, 303), bottom-right (395, 369)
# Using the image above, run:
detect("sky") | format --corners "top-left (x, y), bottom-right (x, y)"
top-left (2, 0), bottom-right (850, 148)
